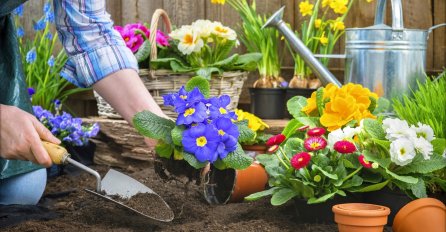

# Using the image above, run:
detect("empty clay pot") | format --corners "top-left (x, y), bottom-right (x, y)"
top-left (393, 198), bottom-right (446, 232)
top-left (203, 162), bottom-right (268, 204)
top-left (332, 203), bottom-right (390, 232)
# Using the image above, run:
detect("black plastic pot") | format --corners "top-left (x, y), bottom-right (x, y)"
top-left (249, 88), bottom-right (286, 119)
top-left (294, 193), bottom-right (364, 224)
top-left (363, 187), bottom-right (412, 226)
top-left (285, 88), bottom-right (316, 118)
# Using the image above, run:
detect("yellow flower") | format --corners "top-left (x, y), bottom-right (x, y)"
top-left (299, 1), bottom-right (314, 17)
top-left (235, 109), bottom-right (269, 132)
top-left (366, 0), bottom-right (373, 2)
top-left (332, 21), bottom-right (345, 31)
top-left (315, 19), bottom-right (322, 29)
top-left (330, 0), bottom-right (348, 14)
top-left (319, 34), bottom-right (328, 45)
top-left (322, 0), bottom-right (333, 8)
top-left (211, 0), bottom-right (225, 4)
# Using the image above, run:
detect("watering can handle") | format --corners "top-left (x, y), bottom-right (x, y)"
top-left (374, 0), bottom-right (404, 31)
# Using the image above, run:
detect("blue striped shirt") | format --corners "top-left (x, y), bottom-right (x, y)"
top-left (54, 0), bottom-right (138, 88)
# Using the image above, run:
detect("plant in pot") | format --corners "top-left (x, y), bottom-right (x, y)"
top-left (32, 102), bottom-right (100, 177)
top-left (133, 76), bottom-right (258, 203)
top-left (245, 83), bottom-right (386, 224)
top-left (213, 0), bottom-right (286, 119)
top-left (235, 109), bottom-right (272, 158)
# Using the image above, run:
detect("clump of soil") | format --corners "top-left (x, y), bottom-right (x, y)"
top-left (109, 193), bottom-right (174, 221)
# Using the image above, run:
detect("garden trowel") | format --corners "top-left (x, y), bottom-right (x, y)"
top-left (42, 141), bottom-right (174, 223)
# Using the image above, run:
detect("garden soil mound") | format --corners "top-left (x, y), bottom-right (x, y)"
top-left (1, 155), bottom-right (391, 232)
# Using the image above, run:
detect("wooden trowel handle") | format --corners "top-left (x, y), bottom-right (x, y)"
top-left (42, 141), bottom-right (69, 165)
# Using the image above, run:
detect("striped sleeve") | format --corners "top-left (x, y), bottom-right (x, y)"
top-left (53, 0), bottom-right (138, 88)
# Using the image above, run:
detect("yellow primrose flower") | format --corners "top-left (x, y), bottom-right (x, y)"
top-left (299, 1), bottom-right (314, 17)
top-left (235, 109), bottom-right (269, 132)
top-left (212, 22), bottom-right (237, 41)
top-left (322, 0), bottom-right (333, 8)
top-left (319, 34), bottom-right (328, 45)
top-left (332, 21), bottom-right (345, 31)
top-left (315, 19), bottom-right (322, 29)
top-left (211, 0), bottom-right (225, 5)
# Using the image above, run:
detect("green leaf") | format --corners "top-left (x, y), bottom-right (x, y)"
top-left (185, 76), bottom-right (211, 98)
top-left (307, 191), bottom-right (339, 204)
top-left (282, 119), bottom-right (303, 138)
top-left (196, 67), bottom-right (222, 80)
top-left (368, 96), bottom-right (377, 112)
top-left (284, 138), bottom-right (304, 159)
top-left (183, 151), bottom-right (208, 169)
top-left (398, 153), bottom-right (446, 174)
top-left (171, 126), bottom-right (185, 146)
top-left (213, 159), bottom-right (227, 170)
top-left (373, 97), bottom-right (390, 115)
top-left (133, 110), bottom-right (175, 140)
top-left (134, 40), bottom-right (151, 63)
top-left (229, 52), bottom-right (262, 71)
top-left (342, 175), bottom-right (363, 189)
top-left (410, 178), bottom-right (427, 198)
top-left (288, 178), bottom-right (314, 199)
top-left (312, 164), bottom-right (338, 180)
top-left (350, 180), bottom-right (390, 192)
top-left (271, 188), bottom-right (298, 206)
top-left (222, 144), bottom-right (253, 170)
top-left (171, 59), bottom-right (194, 72)
top-left (295, 117), bottom-right (320, 128)
top-left (362, 150), bottom-right (391, 168)
top-left (432, 138), bottom-right (446, 155)
top-left (385, 168), bottom-right (418, 184)
top-left (316, 87), bottom-right (325, 116)
top-left (155, 141), bottom-right (173, 158)
top-left (363, 118), bottom-right (386, 140)
top-left (236, 120), bottom-right (256, 143)
top-left (287, 96), bottom-right (308, 118)
top-left (245, 187), bottom-right (278, 201)
top-left (212, 54), bottom-right (239, 68)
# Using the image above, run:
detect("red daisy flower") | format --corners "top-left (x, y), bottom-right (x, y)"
top-left (290, 152), bottom-right (311, 170)
top-left (267, 145), bottom-right (280, 153)
top-left (297, 125), bottom-right (310, 131)
top-left (358, 154), bottom-right (373, 168)
top-left (333, 141), bottom-right (357, 154)
top-left (307, 127), bottom-right (326, 137)
top-left (266, 134), bottom-right (286, 146)
top-left (304, 137), bottom-right (327, 151)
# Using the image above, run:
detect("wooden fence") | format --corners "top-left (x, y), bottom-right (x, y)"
top-left (18, 0), bottom-right (446, 116)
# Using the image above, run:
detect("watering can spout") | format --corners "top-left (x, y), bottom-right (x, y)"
top-left (263, 6), bottom-right (342, 87)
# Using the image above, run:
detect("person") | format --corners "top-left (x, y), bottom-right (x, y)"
top-left (0, 0), bottom-right (166, 205)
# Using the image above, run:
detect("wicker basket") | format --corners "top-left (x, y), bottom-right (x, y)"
top-left (95, 9), bottom-right (247, 119)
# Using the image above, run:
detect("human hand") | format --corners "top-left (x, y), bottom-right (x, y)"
top-left (0, 104), bottom-right (61, 167)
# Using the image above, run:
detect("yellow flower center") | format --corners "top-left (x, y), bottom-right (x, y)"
top-left (400, 148), bottom-right (406, 156)
top-left (215, 26), bottom-right (229, 34)
top-left (310, 142), bottom-right (321, 149)
top-left (180, 95), bottom-right (187, 100)
top-left (196, 136), bottom-right (207, 147)
top-left (219, 107), bottom-right (227, 114)
top-left (124, 37), bottom-right (130, 42)
top-left (183, 33), bottom-right (195, 45)
top-left (218, 129), bottom-right (225, 136)
top-left (184, 108), bottom-right (195, 117)
top-left (298, 158), bottom-right (303, 162)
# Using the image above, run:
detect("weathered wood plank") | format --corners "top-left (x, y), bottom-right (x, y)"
top-left (433, 0), bottom-right (446, 71)
top-left (163, 0), bottom-right (205, 26)
top-left (106, 0), bottom-right (122, 26)
top-left (120, 0), bottom-right (138, 25)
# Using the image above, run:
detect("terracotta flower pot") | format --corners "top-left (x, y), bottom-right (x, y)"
top-left (332, 203), bottom-right (390, 232)
top-left (242, 144), bottom-right (267, 158)
top-left (203, 162), bottom-right (268, 204)
top-left (393, 198), bottom-right (446, 232)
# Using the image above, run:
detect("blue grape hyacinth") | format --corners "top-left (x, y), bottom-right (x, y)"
top-left (12, 4), bottom-right (24, 17)
top-left (26, 47), bottom-right (37, 63)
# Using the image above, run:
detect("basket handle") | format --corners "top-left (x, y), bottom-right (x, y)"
top-left (149, 9), bottom-right (172, 62)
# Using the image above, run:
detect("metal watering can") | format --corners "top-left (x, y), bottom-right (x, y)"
top-left (264, 0), bottom-right (446, 99)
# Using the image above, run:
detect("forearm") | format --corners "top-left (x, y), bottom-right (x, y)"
top-left (93, 69), bottom-right (166, 124)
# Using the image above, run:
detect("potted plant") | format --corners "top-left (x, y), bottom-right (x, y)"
top-left (132, 76), bottom-right (253, 188)
top-left (32, 102), bottom-right (100, 177)
top-left (14, 1), bottom-right (88, 111)
top-left (213, 0), bottom-right (286, 119)
top-left (235, 109), bottom-right (272, 158)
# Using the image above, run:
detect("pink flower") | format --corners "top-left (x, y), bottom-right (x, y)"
top-left (304, 137), bottom-right (327, 151)
top-left (156, 30), bottom-right (170, 46)
top-left (307, 127), bottom-right (326, 137)
top-left (266, 134), bottom-right (286, 146)
top-left (297, 125), bottom-right (310, 131)
top-left (358, 154), bottom-right (373, 168)
top-left (333, 141), bottom-right (357, 154)
top-left (291, 152), bottom-right (311, 170)
top-left (267, 145), bottom-right (279, 153)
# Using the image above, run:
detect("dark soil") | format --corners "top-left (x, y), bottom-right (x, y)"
top-left (1, 150), bottom-right (392, 232)
top-left (110, 193), bottom-right (174, 221)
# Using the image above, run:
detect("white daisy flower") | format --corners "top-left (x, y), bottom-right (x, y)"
top-left (410, 137), bottom-right (433, 160)
top-left (390, 138), bottom-right (416, 166)
top-left (327, 126), bottom-right (358, 150)
top-left (383, 118), bottom-right (416, 141)
top-left (411, 122), bottom-right (435, 142)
